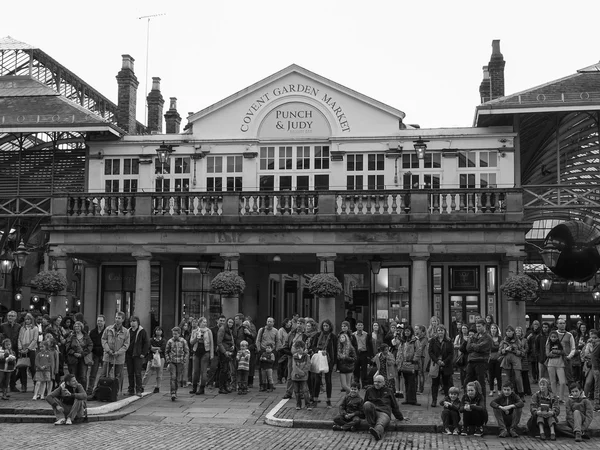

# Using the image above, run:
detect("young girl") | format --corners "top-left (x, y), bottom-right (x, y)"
top-left (488, 324), bottom-right (502, 396)
top-left (441, 386), bottom-right (462, 435)
top-left (530, 377), bottom-right (559, 440)
top-left (236, 340), bottom-right (251, 395)
top-left (499, 325), bottom-right (524, 398)
top-left (0, 339), bottom-right (16, 400)
top-left (32, 339), bottom-right (54, 400)
top-left (515, 326), bottom-right (532, 396)
top-left (142, 326), bottom-right (167, 394)
top-left (460, 381), bottom-right (488, 437)
top-left (336, 333), bottom-right (356, 394)
top-left (545, 330), bottom-right (566, 402)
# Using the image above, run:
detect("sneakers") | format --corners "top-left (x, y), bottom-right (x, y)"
top-left (460, 428), bottom-right (468, 436)
top-left (332, 425), bottom-right (343, 431)
top-left (283, 394), bottom-right (292, 399)
top-left (444, 428), bottom-right (452, 435)
top-left (452, 429), bottom-right (459, 436)
top-left (65, 418), bottom-right (72, 425)
top-left (431, 401), bottom-right (437, 407)
top-left (474, 427), bottom-right (484, 437)
top-left (171, 394), bottom-right (176, 401)
top-left (136, 393), bottom-right (143, 398)
top-left (369, 427), bottom-right (381, 441)
top-left (54, 418), bottom-right (66, 425)
top-left (550, 433), bottom-right (556, 441)
top-left (539, 432), bottom-right (547, 440)
top-left (489, 390), bottom-right (495, 396)
top-left (326, 400), bottom-right (332, 408)
top-left (498, 430), bottom-right (508, 438)
top-left (509, 429), bottom-right (519, 438)
top-left (575, 431), bottom-right (582, 442)
top-left (306, 404), bottom-right (313, 411)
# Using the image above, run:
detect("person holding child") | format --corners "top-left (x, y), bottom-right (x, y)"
top-left (460, 380), bottom-right (488, 437)
top-left (490, 381), bottom-right (524, 438)
top-left (440, 386), bottom-right (462, 435)
top-left (530, 377), bottom-right (559, 440)
top-left (333, 381), bottom-right (364, 432)
top-left (0, 338), bottom-right (16, 400)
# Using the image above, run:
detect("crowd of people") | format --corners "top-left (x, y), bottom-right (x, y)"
top-left (0, 308), bottom-right (598, 440)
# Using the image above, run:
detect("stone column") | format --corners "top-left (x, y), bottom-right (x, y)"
top-left (133, 250), bottom-right (152, 329)
top-left (220, 253), bottom-right (240, 319)
top-left (49, 251), bottom-right (69, 318)
top-left (506, 257), bottom-right (526, 331)
top-left (82, 261), bottom-right (99, 326)
top-left (316, 253), bottom-right (338, 324)
top-left (410, 253), bottom-right (430, 327)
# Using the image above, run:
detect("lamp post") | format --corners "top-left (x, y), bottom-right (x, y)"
top-left (0, 252), bottom-right (14, 288)
top-left (156, 143), bottom-right (174, 165)
top-left (413, 137), bottom-right (429, 160)
top-left (539, 268), bottom-right (553, 291)
top-left (369, 256), bottom-right (382, 275)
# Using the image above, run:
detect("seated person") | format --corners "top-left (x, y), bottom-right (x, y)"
top-left (333, 381), bottom-right (364, 431)
top-left (440, 386), bottom-right (462, 435)
top-left (530, 377), bottom-right (559, 440)
top-left (363, 374), bottom-right (404, 441)
top-left (556, 382), bottom-right (593, 442)
top-left (460, 381), bottom-right (488, 437)
top-left (45, 374), bottom-right (88, 425)
top-left (490, 381), bottom-right (524, 438)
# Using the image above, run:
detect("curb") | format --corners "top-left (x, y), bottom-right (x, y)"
top-left (264, 399), bottom-right (293, 428)
top-left (88, 392), bottom-right (151, 415)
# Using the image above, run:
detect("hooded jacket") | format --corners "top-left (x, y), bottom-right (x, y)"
top-left (565, 393), bottom-right (593, 430)
top-left (126, 326), bottom-right (150, 358)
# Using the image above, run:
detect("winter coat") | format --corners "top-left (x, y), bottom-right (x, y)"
top-left (89, 326), bottom-right (106, 358)
top-left (530, 391), bottom-right (560, 418)
top-left (499, 336), bottom-right (523, 370)
top-left (520, 337), bottom-right (529, 371)
top-left (397, 337), bottom-right (422, 372)
top-left (65, 332), bottom-right (93, 366)
top-left (439, 395), bottom-right (461, 411)
top-left (490, 392), bottom-right (525, 411)
top-left (101, 324), bottom-right (130, 364)
top-left (0, 348), bottom-right (16, 372)
top-left (466, 331), bottom-right (492, 362)
top-left (339, 394), bottom-right (364, 417)
top-left (373, 351), bottom-right (396, 380)
top-left (489, 335), bottom-right (501, 361)
top-left (459, 392), bottom-right (486, 414)
top-left (314, 331), bottom-right (337, 367)
top-left (337, 345), bottom-right (357, 374)
top-left (217, 326), bottom-right (235, 355)
top-left (428, 337), bottom-right (454, 376)
top-left (165, 337), bottom-right (189, 364)
top-left (565, 394), bottom-right (593, 430)
top-left (126, 326), bottom-right (150, 358)
top-left (290, 350), bottom-right (310, 381)
top-left (18, 325), bottom-right (38, 353)
top-left (535, 332), bottom-right (549, 364)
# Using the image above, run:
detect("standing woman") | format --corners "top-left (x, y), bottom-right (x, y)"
top-left (515, 326), bottom-right (532, 396)
top-left (499, 325), bottom-right (524, 399)
top-left (65, 321), bottom-right (93, 391)
top-left (142, 326), bottom-right (166, 393)
top-left (276, 318), bottom-right (292, 384)
top-left (179, 319), bottom-right (193, 387)
top-left (371, 323), bottom-right (385, 357)
top-left (304, 319), bottom-right (319, 406)
top-left (454, 324), bottom-right (470, 389)
top-left (17, 313), bottom-right (39, 393)
top-left (427, 316), bottom-right (441, 340)
top-left (190, 317), bottom-right (214, 395)
top-left (527, 321), bottom-right (541, 384)
top-left (217, 318), bottom-right (236, 394)
top-left (397, 325), bottom-right (421, 406)
top-left (428, 324), bottom-right (454, 407)
top-left (485, 315), bottom-right (495, 333)
top-left (576, 323), bottom-right (589, 386)
top-left (336, 333), bottom-right (356, 393)
top-left (545, 330), bottom-right (567, 402)
top-left (488, 324), bottom-right (502, 396)
top-left (311, 319), bottom-right (337, 407)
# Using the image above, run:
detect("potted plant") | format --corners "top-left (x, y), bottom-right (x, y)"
top-left (30, 270), bottom-right (68, 294)
top-left (308, 273), bottom-right (343, 298)
top-left (500, 274), bottom-right (539, 302)
top-left (210, 271), bottom-right (246, 296)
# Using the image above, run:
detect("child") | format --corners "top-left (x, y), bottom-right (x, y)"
top-left (333, 382), bottom-right (364, 431)
top-left (460, 381), bottom-right (488, 437)
top-left (556, 382), bottom-right (593, 442)
top-left (440, 386), bottom-right (462, 435)
top-left (530, 377), bottom-right (559, 440)
top-left (165, 326), bottom-right (189, 401)
top-left (32, 339), bottom-right (55, 400)
top-left (291, 340), bottom-right (311, 410)
top-left (0, 339), bottom-right (16, 400)
top-left (44, 333), bottom-right (60, 390)
top-left (490, 381), bottom-right (524, 438)
top-left (259, 343), bottom-right (276, 392)
top-left (236, 340), bottom-right (251, 395)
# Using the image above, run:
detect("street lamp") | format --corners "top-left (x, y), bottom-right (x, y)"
top-left (72, 257), bottom-right (83, 274)
top-left (539, 268), bottom-right (553, 291)
top-left (13, 240), bottom-right (29, 268)
top-left (593, 285), bottom-right (600, 301)
top-left (369, 256), bottom-right (382, 275)
top-left (156, 143), bottom-right (174, 165)
top-left (413, 137), bottom-right (429, 160)
top-left (0, 252), bottom-right (14, 276)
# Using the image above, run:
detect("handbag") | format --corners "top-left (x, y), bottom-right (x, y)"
top-left (84, 352), bottom-right (94, 366)
top-left (454, 352), bottom-right (466, 367)
top-left (429, 362), bottom-right (439, 378)
top-left (310, 350), bottom-right (329, 374)
top-left (151, 351), bottom-right (162, 368)
top-left (16, 356), bottom-right (30, 369)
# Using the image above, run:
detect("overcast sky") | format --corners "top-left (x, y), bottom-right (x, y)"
top-left (4, 0), bottom-right (600, 130)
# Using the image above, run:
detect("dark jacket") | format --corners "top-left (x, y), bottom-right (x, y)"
top-left (428, 337), bottom-right (454, 375)
top-left (210, 326), bottom-right (220, 351)
top-left (339, 393), bottom-right (364, 418)
top-left (363, 385), bottom-right (404, 420)
top-left (314, 331), bottom-right (337, 367)
top-left (46, 382), bottom-right (87, 407)
top-left (535, 332), bottom-right (549, 364)
top-left (147, 336), bottom-right (166, 360)
top-left (0, 322), bottom-right (21, 350)
top-left (566, 394), bottom-right (593, 430)
top-left (490, 392), bottom-right (525, 411)
top-left (89, 326), bottom-right (106, 358)
top-left (466, 331), bottom-right (492, 362)
top-left (217, 326), bottom-right (235, 355)
top-left (439, 395), bottom-right (461, 411)
top-left (353, 331), bottom-right (373, 357)
top-left (126, 326), bottom-right (150, 358)
top-left (65, 332), bottom-right (93, 366)
top-left (530, 390), bottom-right (560, 418)
top-left (459, 392), bottom-right (486, 414)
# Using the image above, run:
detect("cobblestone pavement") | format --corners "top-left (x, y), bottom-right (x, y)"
top-left (1, 421), bottom-right (598, 450)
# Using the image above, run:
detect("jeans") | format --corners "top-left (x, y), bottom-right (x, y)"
top-left (50, 398), bottom-right (87, 421)
top-left (363, 402), bottom-right (391, 438)
top-left (277, 355), bottom-right (288, 382)
top-left (18, 349), bottom-right (37, 389)
top-left (192, 353), bottom-right (210, 391)
top-left (293, 380), bottom-right (309, 406)
top-left (206, 353), bottom-right (220, 386)
top-left (402, 370), bottom-right (418, 404)
top-left (441, 409), bottom-right (460, 430)
top-left (142, 357), bottom-right (164, 389)
top-left (538, 362), bottom-right (549, 380)
top-left (354, 351), bottom-right (370, 387)
top-left (168, 362), bottom-right (184, 395)
top-left (311, 369), bottom-right (332, 400)
top-left (431, 374), bottom-right (452, 401)
top-left (68, 358), bottom-right (89, 391)
top-left (488, 359), bottom-right (502, 392)
top-left (493, 407), bottom-right (522, 431)
top-left (237, 369), bottom-right (248, 392)
top-left (465, 361), bottom-right (488, 398)
top-left (333, 413), bottom-right (362, 430)
top-left (261, 368), bottom-right (274, 385)
top-left (463, 409), bottom-right (488, 427)
top-left (218, 354), bottom-right (232, 390)
top-left (87, 354), bottom-right (103, 393)
top-left (125, 355), bottom-right (144, 393)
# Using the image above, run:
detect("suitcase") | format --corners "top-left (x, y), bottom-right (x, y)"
top-left (94, 366), bottom-right (119, 402)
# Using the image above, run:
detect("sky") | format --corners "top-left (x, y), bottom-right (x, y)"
top-left (4, 0), bottom-right (600, 129)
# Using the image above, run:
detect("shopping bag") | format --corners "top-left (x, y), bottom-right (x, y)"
top-left (84, 353), bottom-right (94, 366)
top-left (151, 351), bottom-right (162, 368)
top-left (310, 351), bottom-right (329, 374)
top-left (429, 362), bottom-right (439, 378)
top-left (16, 356), bottom-right (30, 369)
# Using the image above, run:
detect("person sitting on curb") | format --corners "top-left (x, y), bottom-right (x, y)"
top-left (556, 382), bottom-right (593, 442)
top-left (440, 386), bottom-right (462, 435)
top-left (333, 381), bottom-right (364, 432)
top-left (363, 374), bottom-right (405, 441)
top-left (490, 381), bottom-right (524, 438)
top-left (45, 374), bottom-right (87, 425)
top-left (529, 377), bottom-right (559, 440)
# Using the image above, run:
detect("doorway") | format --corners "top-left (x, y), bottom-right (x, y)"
top-left (450, 294), bottom-right (480, 325)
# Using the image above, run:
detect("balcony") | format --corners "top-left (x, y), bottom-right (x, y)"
top-left (49, 188), bottom-right (524, 229)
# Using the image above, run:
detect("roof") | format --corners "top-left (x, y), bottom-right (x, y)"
top-left (189, 64), bottom-right (406, 123)
top-left (0, 36), bottom-right (35, 50)
top-left (0, 76), bottom-right (123, 134)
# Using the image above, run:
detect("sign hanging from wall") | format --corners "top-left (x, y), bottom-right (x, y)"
top-left (258, 102), bottom-right (331, 139)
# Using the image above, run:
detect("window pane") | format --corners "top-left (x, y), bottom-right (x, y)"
top-left (112, 159), bottom-right (120, 175)
top-left (347, 154), bottom-right (355, 172)
top-left (131, 158), bottom-right (139, 175)
top-left (355, 155), bottom-right (363, 171)
top-left (105, 160), bottom-right (112, 176)
top-left (260, 175), bottom-right (274, 191)
top-left (207, 157), bottom-right (215, 173)
top-left (458, 152), bottom-right (466, 168)
top-left (124, 159), bottom-right (131, 175)
top-left (347, 175), bottom-right (355, 190)
top-left (315, 174), bottom-right (329, 190)
top-left (280, 176), bottom-right (292, 191)
top-left (297, 176), bottom-right (309, 191)
top-left (467, 152), bottom-right (476, 168)
top-left (480, 152), bottom-right (489, 168)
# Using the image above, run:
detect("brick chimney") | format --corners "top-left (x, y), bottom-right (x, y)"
top-left (479, 66), bottom-right (491, 103)
top-left (116, 54), bottom-right (139, 133)
top-left (164, 97), bottom-right (181, 134)
top-left (479, 40), bottom-right (505, 103)
top-left (147, 77), bottom-right (164, 133)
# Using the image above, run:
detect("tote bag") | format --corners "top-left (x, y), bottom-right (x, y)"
top-left (151, 352), bottom-right (162, 368)
top-left (310, 351), bottom-right (329, 374)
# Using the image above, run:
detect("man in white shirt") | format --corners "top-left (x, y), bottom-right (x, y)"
top-left (556, 319), bottom-right (576, 385)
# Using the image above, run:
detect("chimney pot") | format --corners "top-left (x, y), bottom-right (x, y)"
top-left (147, 76), bottom-right (164, 133)
top-left (121, 54), bottom-right (135, 71)
top-left (151, 77), bottom-right (161, 91)
top-left (165, 97), bottom-right (181, 134)
top-left (116, 55), bottom-right (139, 134)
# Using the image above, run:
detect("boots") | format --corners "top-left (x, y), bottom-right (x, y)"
top-left (259, 384), bottom-right (267, 392)
top-left (296, 396), bottom-right (302, 410)
top-left (196, 385), bottom-right (205, 395)
top-left (267, 383), bottom-right (274, 393)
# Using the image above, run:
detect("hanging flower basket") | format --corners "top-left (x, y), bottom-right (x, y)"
top-left (500, 274), bottom-right (539, 302)
top-left (308, 273), bottom-right (343, 298)
top-left (30, 270), bottom-right (68, 294)
top-left (210, 271), bottom-right (246, 296)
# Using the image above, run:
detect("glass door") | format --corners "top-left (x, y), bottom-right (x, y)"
top-left (450, 294), bottom-right (480, 325)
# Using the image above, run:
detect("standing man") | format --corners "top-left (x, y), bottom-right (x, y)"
top-left (536, 322), bottom-right (550, 380)
top-left (87, 315), bottom-right (106, 396)
top-left (465, 319), bottom-right (492, 398)
top-left (415, 325), bottom-right (428, 394)
top-left (363, 374), bottom-right (405, 441)
top-left (353, 321), bottom-right (373, 389)
top-left (0, 311), bottom-right (21, 392)
top-left (125, 316), bottom-right (149, 397)
top-left (256, 317), bottom-right (278, 391)
top-left (556, 318), bottom-right (577, 385)
top-left (345, 311), bottom-right (357, 332)
top-left (101, 311), bottom-right (130, 393)
top-left (206, 315), bottom-right (225, 389)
